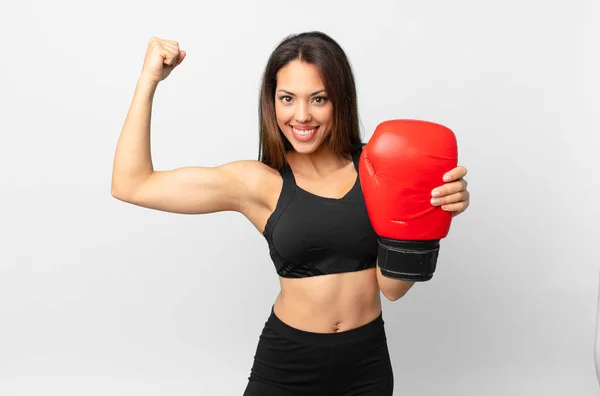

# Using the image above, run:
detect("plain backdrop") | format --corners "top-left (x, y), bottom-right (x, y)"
top-left (1, 0), bottom-right (598, 395)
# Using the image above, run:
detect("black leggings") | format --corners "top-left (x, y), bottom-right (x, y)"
top-left (243, 306), bottom-right (394, 396)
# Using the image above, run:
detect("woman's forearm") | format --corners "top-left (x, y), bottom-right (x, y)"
top-left (111, 78), bottom-right (158, 197)
top-left (376, 262), bottom-right (416, 301)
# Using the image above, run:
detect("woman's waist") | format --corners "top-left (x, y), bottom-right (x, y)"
top-left (274, 269), bottom-right (381, 333)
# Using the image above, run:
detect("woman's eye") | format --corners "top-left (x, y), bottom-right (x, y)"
top-left (278, 96), bottom-right (327, 104)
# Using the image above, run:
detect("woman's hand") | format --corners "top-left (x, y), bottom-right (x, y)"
top-left (140, 37), bottom-right (187, 85)
top-left (430, 166), bottom-right (470, 217)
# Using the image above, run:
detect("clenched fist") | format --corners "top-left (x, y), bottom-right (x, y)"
top-left (140, 36), bottom-right (186, 84)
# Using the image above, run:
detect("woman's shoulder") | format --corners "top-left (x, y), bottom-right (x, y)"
top-left (226, 159), bottom-right (283, 219)
top-left (230, 159), bottom-right (279, 174)
top-left (229, 159), bottom-right (282, 194)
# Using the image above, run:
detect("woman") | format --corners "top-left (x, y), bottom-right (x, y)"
top-left (111, 31), bottom-right (470, 395)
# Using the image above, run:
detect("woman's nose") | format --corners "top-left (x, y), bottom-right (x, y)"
top-left (294, 102), bottom-right (312, 123)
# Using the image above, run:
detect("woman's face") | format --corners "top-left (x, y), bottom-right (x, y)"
top-left (275, 59), bottom-right (333, 154)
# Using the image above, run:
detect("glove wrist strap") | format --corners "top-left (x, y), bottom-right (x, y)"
top-left (377, 238), bottom-right (440, 282)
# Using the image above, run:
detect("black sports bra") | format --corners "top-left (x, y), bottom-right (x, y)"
top-left (263, 145), bottom-right (378, 278)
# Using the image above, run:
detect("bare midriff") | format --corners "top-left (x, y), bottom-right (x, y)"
top-left (273, 267), bottom-right (382, 333)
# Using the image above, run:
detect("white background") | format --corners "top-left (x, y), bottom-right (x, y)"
top-left (1, 0), bottom-right (598, 395)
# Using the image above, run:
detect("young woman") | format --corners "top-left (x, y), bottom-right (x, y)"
top-left (111, 31), bottom-right (470, 396)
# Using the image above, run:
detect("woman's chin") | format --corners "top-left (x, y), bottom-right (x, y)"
top-left (289, 139), bottom-right (323, 154)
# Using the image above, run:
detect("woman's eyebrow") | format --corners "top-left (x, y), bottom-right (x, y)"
top-left (277, 89), bottom-right (327, 96)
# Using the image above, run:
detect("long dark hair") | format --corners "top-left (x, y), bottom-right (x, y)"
top-left (258, 31), bottom-right (362, 170)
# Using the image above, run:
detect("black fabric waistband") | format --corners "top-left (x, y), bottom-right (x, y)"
top-left (267, 305), bottom-right (385, 346)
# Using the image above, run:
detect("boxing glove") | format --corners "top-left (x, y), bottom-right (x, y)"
top-left (359, 120), bottom-right (458, 281)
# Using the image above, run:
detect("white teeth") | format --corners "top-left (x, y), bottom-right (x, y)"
top-left (292, 127), bottom-right (317, 135)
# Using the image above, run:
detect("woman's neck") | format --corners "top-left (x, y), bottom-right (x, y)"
top-left (287, 146), bottom-right (351, 177)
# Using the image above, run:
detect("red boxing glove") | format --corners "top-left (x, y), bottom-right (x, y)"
top-left (359, 120), bottom-right (458, 281)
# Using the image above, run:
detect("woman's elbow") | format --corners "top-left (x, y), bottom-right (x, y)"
top-left (380, 280), bottom-right (416, 302)
top-left (382, 289), bottom-right (405, 302)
